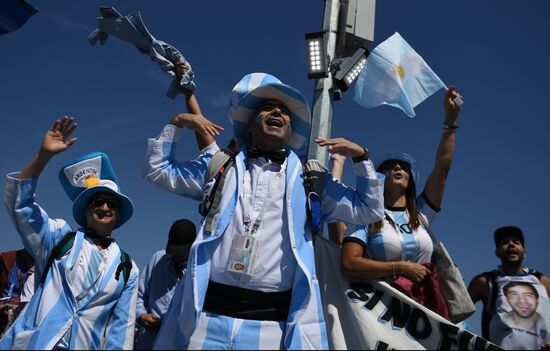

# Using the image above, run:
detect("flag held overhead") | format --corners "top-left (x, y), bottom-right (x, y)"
top-left (353, 32), bottom-right (446, 117)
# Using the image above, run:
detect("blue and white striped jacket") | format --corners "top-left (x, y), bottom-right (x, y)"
top-left (1, 173), bottom-right (139, 350)
top-left (142, 130), bottom-right (384, 350)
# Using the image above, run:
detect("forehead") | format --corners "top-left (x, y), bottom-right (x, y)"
top-left (497, 236), bottom-right (523, 245)
top-left (509, 285), bottom-right (535, 294)
top-left (256, 99), bottom-right (289, 112)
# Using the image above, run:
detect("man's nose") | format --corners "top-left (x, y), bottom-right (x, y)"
top-left (271, 107), bottom-right (282, 116)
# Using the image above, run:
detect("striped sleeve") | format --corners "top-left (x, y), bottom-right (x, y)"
top-left (342, 224), bottom-right (369, 250)
top-left (141, 125), bottom-right (219, 201)
top-left (321, 159), bottom-right (385, 225)
top-left (4, 172), bottom-right (72, 278)
top-left (104, 261), bottom-right (139, 350)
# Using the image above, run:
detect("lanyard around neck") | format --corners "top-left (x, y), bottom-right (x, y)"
top-left (242, 161), bottom-right (286, 236)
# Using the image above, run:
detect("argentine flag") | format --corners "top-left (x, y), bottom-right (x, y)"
top-left (354, 32), bottom-right (445, 117)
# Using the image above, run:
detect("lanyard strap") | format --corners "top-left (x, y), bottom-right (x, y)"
top-left (243, 161), bottom-right (286, 236)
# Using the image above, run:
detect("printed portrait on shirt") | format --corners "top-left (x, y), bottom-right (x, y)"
top-left (492, 278), bottom-right (550, 349)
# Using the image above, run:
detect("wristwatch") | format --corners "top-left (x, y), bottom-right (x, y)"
top-left (352, 147), bottom-right (369, 163)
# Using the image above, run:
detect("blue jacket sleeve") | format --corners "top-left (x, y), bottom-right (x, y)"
top-left (152, 278), bottom-right (187, 350)
top-left (321, 159), bottom-right (385, 225)
top-left (4, 172), bottom-right (73, 281)
top-left (105, 262), bottom-right (139, 350)
top-left (141, 125), bottom-right (219, 201)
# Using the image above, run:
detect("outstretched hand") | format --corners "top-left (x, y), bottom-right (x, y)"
top-left (315, 137), bottom-right (365, 158)
top-left (444, 86), bottom-right (463, 124)
top-left (171, 113), bottom-right (224, 136)
top-left (41, 116), bottom-right (78, 156)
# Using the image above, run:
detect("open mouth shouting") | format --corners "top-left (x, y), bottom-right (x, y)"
top-left (265, 117), bottom-right (284, 128)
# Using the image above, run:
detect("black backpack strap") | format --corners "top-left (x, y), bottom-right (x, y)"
top-left (115, 250), bottom-right (133, 287)
top-left (41, 231), bottom-right (76, 285)
top-left (302, 160), bottom-right (326, 235)
top-left (200, 149), bottom-right (236, 234)
top-left (481, 270), bottom-right (499, 340)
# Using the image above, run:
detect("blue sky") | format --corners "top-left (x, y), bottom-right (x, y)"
top-left (1, 0), bottom-right (549, 335)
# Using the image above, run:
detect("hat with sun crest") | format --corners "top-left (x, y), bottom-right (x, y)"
top-left (58, 152), bottom-right (133, 229)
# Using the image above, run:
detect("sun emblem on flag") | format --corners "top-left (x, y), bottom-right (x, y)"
top-left (394, 64), bottom-right (405, 79)
top-left (84, 176), bottom-right (100, 188)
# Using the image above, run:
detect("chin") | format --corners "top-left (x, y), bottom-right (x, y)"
top-left (90, 219), bottom-right (116, 231)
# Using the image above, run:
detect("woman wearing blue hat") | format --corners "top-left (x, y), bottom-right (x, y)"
top-left (1, 117), bottom-right (139, 350)
top-left (340, 87), bottom-right (463, 288)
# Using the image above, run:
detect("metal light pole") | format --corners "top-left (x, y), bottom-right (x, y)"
top-left (307, 0), bottom-right (340, 166)
top-left (306, 0), bottom-right (376, 167)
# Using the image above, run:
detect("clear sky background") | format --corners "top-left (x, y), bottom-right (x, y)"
top-left (1, 0), bottom-right (549, 336)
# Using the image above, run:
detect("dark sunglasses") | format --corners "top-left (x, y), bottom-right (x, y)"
top-left (377, 159), bottom-right (411, 173)
top-left (90, 198), bottom-right (120, 210)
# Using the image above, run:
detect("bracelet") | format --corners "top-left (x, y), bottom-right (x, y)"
top-left (443, 122), bottom-right (458, 130)
top-left (352, 147), bottom-right (370, 163)
top-left (392, 261), bottom-right (396, 278)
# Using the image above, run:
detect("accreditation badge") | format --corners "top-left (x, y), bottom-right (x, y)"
top-left (227, 234), bottom-right (261, 275)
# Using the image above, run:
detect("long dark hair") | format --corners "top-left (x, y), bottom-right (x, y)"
top-left (369, 174), bottom-right (420, 234)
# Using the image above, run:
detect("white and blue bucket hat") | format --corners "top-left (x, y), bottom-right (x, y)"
top-left (375, 152), bottom-right (420, 184)
top-left (58, 152), bottom-right (133, 229)
top-left (227, 73), bottom-right (311, 158)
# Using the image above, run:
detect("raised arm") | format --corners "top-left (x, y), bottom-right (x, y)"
top-left (141, 62), bottom-right (224, 198)
top-left (315, 137), bottom-right (384, 225)
top-left (174, 61), bottom-right (222, 150)
top-left (5, 117), bottom-right (76, 278)
top-left (423, 86), bottom-right (463, 208)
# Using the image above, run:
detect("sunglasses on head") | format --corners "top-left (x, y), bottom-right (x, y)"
top-left (377, 159), bottom-right (411, 173)
top-left (90, 197), bottom-right (120, 210)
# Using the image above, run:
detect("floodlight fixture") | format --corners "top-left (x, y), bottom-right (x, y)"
top-left (305, 32), bottom-right (328, 79)
top-left (333, 47), bottom-right (367, 91)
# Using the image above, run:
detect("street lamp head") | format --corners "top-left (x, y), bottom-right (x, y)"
top-left (333, 47), bottom-right (368, 91)
top-left (305, 32), bottom-right (328, 79)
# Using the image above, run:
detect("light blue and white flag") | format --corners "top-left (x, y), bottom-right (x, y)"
top-left (354, 32), bottom-right (445, 117)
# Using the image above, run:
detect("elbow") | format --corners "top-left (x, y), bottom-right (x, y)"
top-left (341, 257), bottom-right (358, 281)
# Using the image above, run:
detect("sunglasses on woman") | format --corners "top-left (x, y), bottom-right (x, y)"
top-left (377, 159), bottom-right (411, 174)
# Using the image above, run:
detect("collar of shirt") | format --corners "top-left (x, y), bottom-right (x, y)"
top-left (165, 254), bottom-right (186, 276)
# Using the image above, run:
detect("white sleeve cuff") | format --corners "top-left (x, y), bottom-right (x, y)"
top-left (200, 142), bottom-right (220, 155)
top-left (156, 124), bottom-right (182, 142)
top-left (353, 159), bottom-right (379, 179)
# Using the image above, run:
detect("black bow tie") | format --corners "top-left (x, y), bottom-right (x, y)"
top-left (247, 146), bottom-right (286, 165)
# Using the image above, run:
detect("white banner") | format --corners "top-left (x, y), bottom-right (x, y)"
top-left (314, 237), bottom-right (501, 350)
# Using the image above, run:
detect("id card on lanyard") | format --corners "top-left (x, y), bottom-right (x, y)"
top-left (227, 161), bottom-right (285, 275)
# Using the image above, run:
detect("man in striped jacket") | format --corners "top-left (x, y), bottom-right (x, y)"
top-left (1, 116), bottom-right (139, 350)
top-left (143, 72), bottom-right (385, 349)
